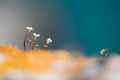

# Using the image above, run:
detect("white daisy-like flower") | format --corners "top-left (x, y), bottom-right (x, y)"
top-left (100, 49), bottom-right (105, 55)
top-left (33, 33), bottom-right (40, 38)
top-left (46, 38), bottom-right (52, 44)
top-left (26, 26), bottom-right (34, 31)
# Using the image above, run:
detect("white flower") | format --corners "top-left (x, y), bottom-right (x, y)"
top-left (26, 26), bottom-right (34, 31)
top-left (33, 33), bottom-right (40, 37)
top-left (100, 49), bottom-right (105, 55)
top-left (46, 38), bottom-right (52, 44)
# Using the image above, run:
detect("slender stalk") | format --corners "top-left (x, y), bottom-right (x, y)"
top-left (105, 48), bottom-right (109, 58)
top-left (43, 44), bottom-right (49, 50)
top-left (32, 39), bottom-right (37, 50)
top-left (23, 34), bottom-right (27, 50)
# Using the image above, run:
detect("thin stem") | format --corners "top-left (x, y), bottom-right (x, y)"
top-left (105, 48), bottom-right (109, 58)
top-left (24, 34), bottom-right (27, 50)
top-left (43, 44), bottom-right (49, 50)
top-left (32, 39), bottom-right (37, 50)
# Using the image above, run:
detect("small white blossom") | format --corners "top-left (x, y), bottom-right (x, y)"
top-left (100, 49), bottom-right (105, 55)
top-left (26, 26), bottom-right (34, 31)
top-left (33, 33), bottom-right (40, 37)
top-left (46, 38), bottom-right (52, 44)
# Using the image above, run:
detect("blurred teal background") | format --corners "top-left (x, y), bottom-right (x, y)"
top-left (0, 0), bottom-right (120, 55)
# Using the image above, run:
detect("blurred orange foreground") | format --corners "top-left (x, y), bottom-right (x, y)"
top-left (0, 45), bottom-right (89, 76)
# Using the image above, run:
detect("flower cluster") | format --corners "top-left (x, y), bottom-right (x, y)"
top-left (100, 48), bottom-right (109, 58)
top-left (33, 33), bottom-right (40, 40)
top-left (26, 27), bottom-right (34, 34)
top-left (46, 38), bottom-right (52, 44)
top-left (24, 27), bottom-right (52, 50)
top-left (100, 49), bottom-right (106, 55)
